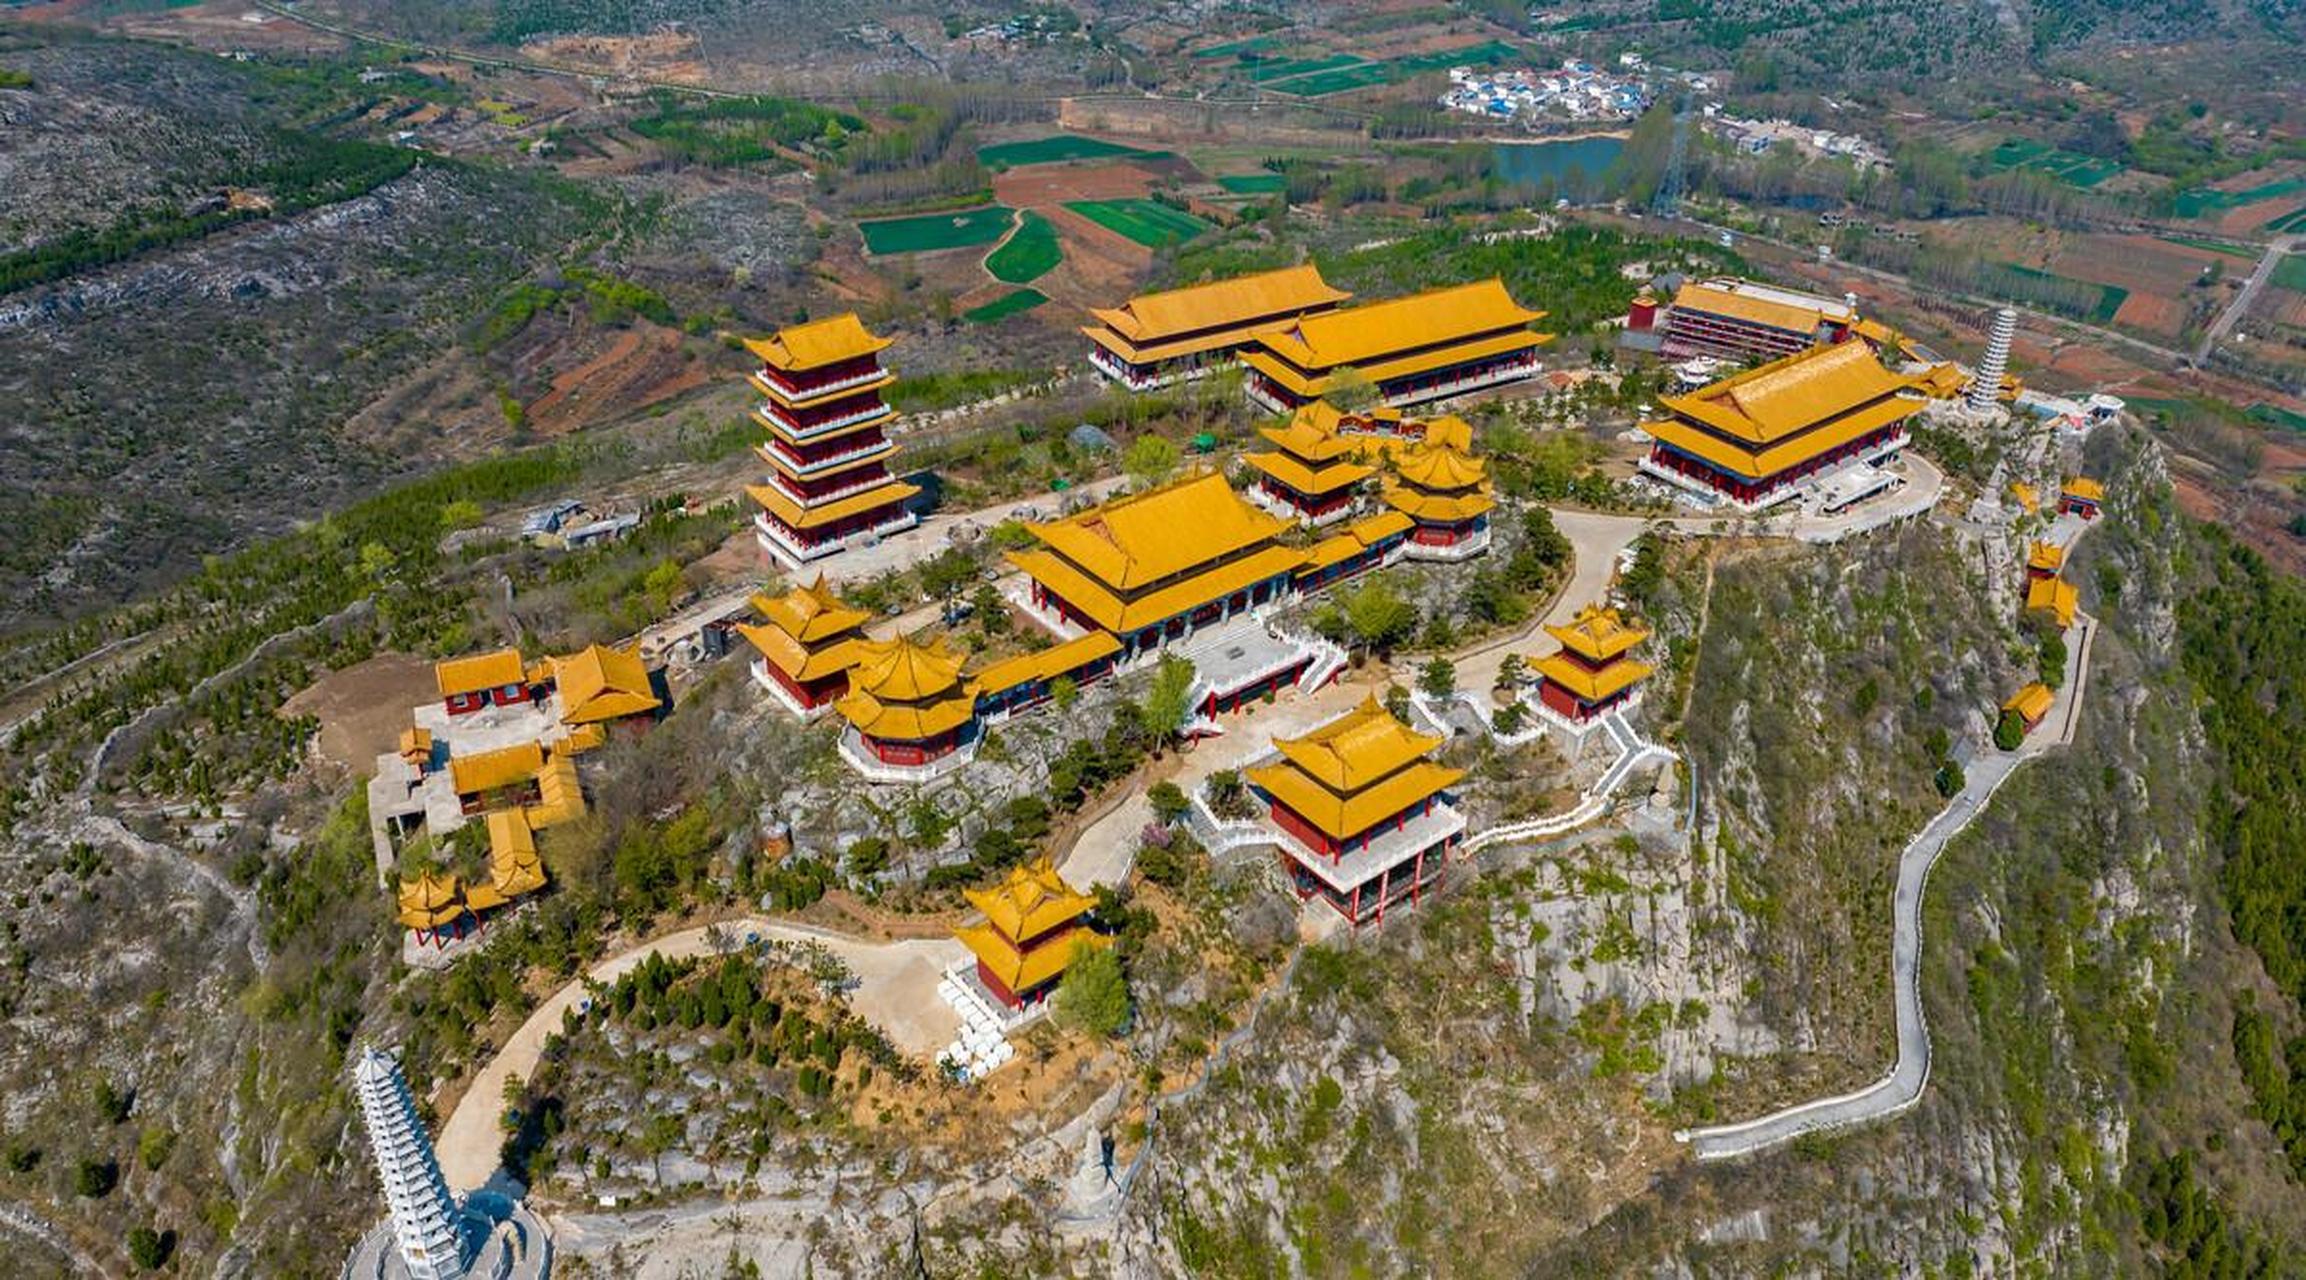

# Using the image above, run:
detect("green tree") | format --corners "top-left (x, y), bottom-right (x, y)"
top-left (1497, 653), bottom-right (1526, 688)
top-left (440, 499), bottom-right (484, 530)
top-left (136, 1126), bottom-right (175, 1172)
top-left (74, 1158), bottom-right (117, 1198)
top-left (127, 1225), bottom-right (172, 1270)
top-left (1327, 365), bottom-right (1379, 412)
top-left (1993, 709), bottom-right (2025, 752)
top-left (1384, 684), bottom-right (1412, 723)
top-left (92, 1078), bottom-right (131, 1126)
top-left (843, 837), bottom-right (889, 880)
top-left (1147, 780), bottom-right (1189, 825)
top-left (358, 541), bottom-right (398, 580)
top-left (1418, 657), bottom-right (1456, 699)
top-left (1055, 941), bottom-right (1129, 1036)
top-left (1124, 433), bottom-right (1182, 490)
top-left (1050, 674), bottom-right (1080, 711)
top-left (1493, 700), bottom-right (1527, 735)
top-left (1342, 578), bottom-right (1418, 654)
top-left (1139, 654), bottom-right (1198, 741)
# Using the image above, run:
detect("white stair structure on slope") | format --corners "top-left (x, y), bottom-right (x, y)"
top-left (935, 967), bottom-right (1026, 1083)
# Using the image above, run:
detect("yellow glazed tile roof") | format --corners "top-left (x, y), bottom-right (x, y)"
top-left (1262, 404), bottom-right (1377, 463)
top-left (1088, 264), bottom-right (1349, 344)
top-left (2009, 481), bottom-right (2040, 513)
top-left (553, 644), bottom-right (660, 725)
top-left (1270, 695), bottom-right (1444, 791)
top-left (2064, 476), bottom-right (2105, 503)
top-left (2027, 576), bottom-right (2077, 628)
top-left (435, 647), bottom-right (526, 698)
top-left (1243, 329), bottom-right (1548, 400)
top-left (1545, 606), bottom-right (1649, 662)
top-left (1248, 757), bottom-right (1463, 841)
top-left (754, 576), bottom-right (870, 644)
top-left (748, 479), bottom-right (922, 531)
top-left (741, 313), bottom-right (892, 371)
top-left (1250, 279), bottom-right (1545, 371)
top-left (1383, 484), bottom-right (1495, 524)
top-left (1534, 651), bottom-right (1653, 702)
top-left (398, 727), bottom-right (433, 761)
top-left (1007, 542), bottom-right (1307, 633)
top-left (956, 921), bottom-right (1107, 995)
top-left (1671, 280), bottom-right (1831, 335)
top-left (560, 722), bottom-right (608, 754)
top-left (1659, 340), bottom-right (1917, 445)
top-left (1642, 393), bottom-right (1919, 480)
top-left (1394, 444), bottom-right (1488, 491)
top-left (449, 740), bottom-right (545, 798)
top-left (1296, 511), bottom-right (1415, 574)
top-left (835, 688), bottom-right (975, 740)
top-left (738, 621), bottom-right (863, 682)
top-left (525, 752), bottom-right (585, 829)
top-left (1025, 471), bottom-right (1288, 590)
top-left (2027, 542), bottom-right (2066, 574)
top-left (965, 856), bottom-right (1097, 941)
top-left (968, 630), bottom-right (1122, 698)
top-left (2003, 682), bottom-right (2055, 722)
top-left (1243, 449), bottom-right (1372, 496)
top-left (1415, 414), bottom-right (1475, 452)
top-left (397, 872), bottom-right (465, 930)
top-left (847, 633), bottom-right (966, 702)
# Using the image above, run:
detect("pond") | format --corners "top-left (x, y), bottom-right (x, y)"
top-left (1491, 136), bottom-right (1627, 192)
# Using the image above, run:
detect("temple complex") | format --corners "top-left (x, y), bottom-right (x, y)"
top-left (2061, 476), bottom-right (2104, 519)
top-left (743, 314), bottom-right (920, 565)
top-left (1238, 279), bottom-right (1550, 412)
top-left (1531, 605), bottom-right (1654, 725)
top-left (834, 633), bottom-right (978, 776)
top-left (1248, 696), bottom-right (1464, 927)
top-left (1638, 340), bottom-right (1937, 510)
top-left (1649, 277), bottom-right (1858, 363)
top-left (2003, 682), bottom-right (2054, 735)
top-left (1008, 471), bottom-right (1305, 655)
top-left (1383, 417), bottom-right (1496, 560)
top-left (1242, 404), bottom-right (1377, 525)
top-left (738, 575), bottom-right (871, 717)
top-left (1083, 264), bottom-right (1351, 390)
top-left (952, 856), bottom-right (1108, 1009)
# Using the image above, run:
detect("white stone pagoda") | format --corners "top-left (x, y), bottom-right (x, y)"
top-left (344, 1046), bottom-right (551, 1280)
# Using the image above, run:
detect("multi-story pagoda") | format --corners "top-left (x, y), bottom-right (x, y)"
top-left (738, 575), bottom-right (870, 717)
top-left (1238, 278), bottom-right (1550, 413)
top-left (1242, 402), bottom-right (1376, 525)
top-left (1638, 340), bottom-right (1938, 510)
top-left (351, 1047), bottom-right (475, 1280)
top-left (1006, 471), bottom-right (1305, 656)
top-left (1083, 264), bottom-right (1351, 391)
top-left (1247, 696), bottom-right (1465, 927)
top-left (1531, 605), bottom-right (1654, 725)
top-left (743, 313), bottom-right (920, 565)
top-left (953, 856), bottom-right (1109, 1009)
top-left (1383, 420), bottom-right (1495, 560)
top-left (834, 633), bottom-right (977, 774)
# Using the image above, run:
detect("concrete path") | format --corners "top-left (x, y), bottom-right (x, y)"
top-left (2195, 234), bottom-right (2298, 363)
top-left (435, 919), bottom-right (964, 1192)
top-left (1681, 608), bottom-right (2096, 1160)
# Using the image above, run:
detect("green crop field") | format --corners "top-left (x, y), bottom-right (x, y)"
top-left (1064, 199), bottom-right (1214, 248)
top-left (1988, 138), bottom-right (2123, 188)
top-left (858, 206), bottom-right (1017, 255)
top-left (1271, 39), bottom-right (1518, 96)
top-left (2262, 204), bottom-right (2306, 234)
top-left (1195, 36), bottom-right (1279, 58)
top-left (2269, 253), bottom-right (2306, 292)
top-left (1246, 54), bottom-right (1366, 83)
top-left (2158, 234), bottom-right (2257, 259)
top-left (1998, 262), bottom-right (2129, 325)
top-left (984, 212), bottom-right (1062, 284)
top-left (2173, 176), bottom-right (2306, 219)
top-left (1217, 173), bottom-right (1287, 195)
top-left (976, 136), bottom-right (1164, 170)
top-left (963, 288), bottom-right (1048, 324)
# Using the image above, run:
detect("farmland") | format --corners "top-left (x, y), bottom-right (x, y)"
top-left (1987, 138), bottom-right (2124, 189)
top-left (857, 205), bottom-right (1016, 255)
top-left (983, 211), bottom-right (1062, 284)
top-left (2172, 175), bottom-right (2306, 219)
top-left (1217, 173), bottom-right (1287, 195)
top-left (976, 135), bottom-right (1163, 170)
top-left (1063, 199), bottom-right (1213, 249)
top-left (962, 288), bottom-right (1048, 323)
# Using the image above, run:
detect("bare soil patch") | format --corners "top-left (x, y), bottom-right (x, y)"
top-left (525, 322), bottom-right (707, 436)
top-left (279, 652), bottom-right (436, 774)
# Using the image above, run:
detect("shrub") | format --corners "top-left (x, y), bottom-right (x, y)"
top-left (1993, 710), bottom-right (2025, 752)
top-left (74, 1158), bottom-right (117, 1198)
top-left (127, 1226), bottom-right (174, 1270)
top-left (1147, 780), bottom-right (1189, 825)
top-left (1055, 941), bottom-right (1129, 1036)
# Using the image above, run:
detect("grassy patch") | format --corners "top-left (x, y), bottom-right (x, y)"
top-left (983, 211), bottom-right (1063, 284)
top-left (962, 288), bottom-right (1048, 324)
top-left (1217, 173), bottom-right (1287, 195)
top-left (2262, 204), bottom-right (2306, 234)
top-left (857, 205), bottom-right (1016, 255)
top-left (2173, 176), bottom-right (2306, 219)
top-left (1194, 36), bottom-right (1279, 58)
top-left (1273, 39), bottom-right (1518, 96)
top-left (1245, 54), bottom-right (1366, 84)
top-left (1988, 137), bottom-right (2125, 188)
top-left (1993, 262), bottom-right (2128, 325)
top-left (1063, 198), bottom-right (1213, 248)
top-left (2268, 253), bottom-right (2306, 293)
top-left (2157, 234), bottom-right (2256, 259)
top-left (976, 135), bottom-right (1162, 169)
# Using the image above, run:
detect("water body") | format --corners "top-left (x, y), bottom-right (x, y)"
top-left (1491, 136), bottom-right (1627, 193)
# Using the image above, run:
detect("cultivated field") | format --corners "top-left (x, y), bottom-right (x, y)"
top-left (1062, 198), bottom-right (1213, 248)
top-left (983, 211), bottom-right (1063, 284)
top-left (857, 206), bottom-right (1016, 255)
top-left (976, 135), bottom-right (1164, 169)
top-left (962, 288), bottom-right (1048, 324)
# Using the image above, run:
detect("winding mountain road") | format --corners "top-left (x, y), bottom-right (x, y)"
top-left (1682, 609), bottom-right (2096, 1160)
